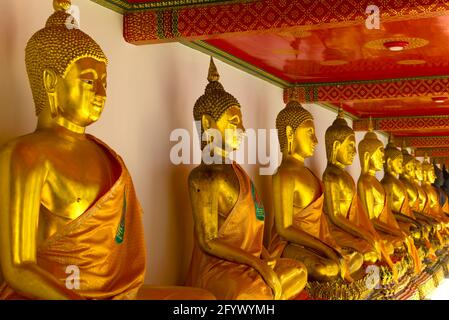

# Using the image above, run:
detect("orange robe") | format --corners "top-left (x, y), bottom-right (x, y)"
top-left (270, 176), bottom-right (341, 256)
top-left (0, 136), bottom-right (146, 300)
top-left (376, 196), bottom-right (422, 273)
top-left (329, 194), bottom-right (378, 255)
top-left (186, 163), bottom-right (305, 300)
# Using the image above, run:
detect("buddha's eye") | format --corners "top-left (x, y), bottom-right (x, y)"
top-left (81, 79), bottom-right (94, 86)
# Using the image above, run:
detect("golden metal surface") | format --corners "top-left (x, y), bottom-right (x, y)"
top-left (186, 58), bottom-right (307, 300)
top-left (0, 0), bottom-right (149, 300)
top-left (272, 101), bottom-right (363, 284)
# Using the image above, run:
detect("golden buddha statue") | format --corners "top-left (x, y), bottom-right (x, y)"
top-left (270, 101), bottom-right (363, 283)
top-left (185, 58), bottom-right (307, 300)
top-left (414, 159), bottom-right (429, 214)
top-left (421, 158), bottom-right (449, 236)
top-left (357, 125), bottom-right (421, 274)
top-left (380, 137), bottom-right (422, 233)
top-left (0, 0), bottom-right (214, 300)
top-left (399, 147), bottom-right (438, 229)
top-left (322, 109), bottom-right (394, 269)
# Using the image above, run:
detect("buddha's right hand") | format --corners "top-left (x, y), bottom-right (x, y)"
top-left (256, 263), bottom-right (282, 300)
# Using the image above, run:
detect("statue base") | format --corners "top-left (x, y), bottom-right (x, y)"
top-left (305, 273), bottom-right (373, 300)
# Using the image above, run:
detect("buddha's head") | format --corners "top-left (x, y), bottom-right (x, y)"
top-left (433, 160), bottom-right (444, 187)
top-left (193, 57), bottom-right (244, 153)
top-left (358, 119), bottom-right (384, 174)
top-left (325, 108), bottom-right (356, 167)
top-left (26, 0), bottom-right (108, 131)
top-left (415, 159), bottom-right (424, 182)
top-left (276, 100), bottom-right (317, 160)
top-left (401, 148), bottom-right (416, 179)
top-left (422, 156), bottom-right (436, 184)
top-left (384, 136), bottom-right (403, 175)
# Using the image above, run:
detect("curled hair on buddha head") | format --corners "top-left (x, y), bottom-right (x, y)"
top-left (384, 134), bottom-right (402, 171)
top-left (276, 99), bottom-right (313, 153)
top-left (358, 117), bottom-right (383, 165)
top-left (421, 154), bottom-right (433, 173)
top-left (26, 0), bottom-right (108, 116)
top-left (401, 140), bottom-right (415, 167)
top-left (193, 57), bottom-right (241, 145)
top-left (324, 107), bottom-right (355, 161)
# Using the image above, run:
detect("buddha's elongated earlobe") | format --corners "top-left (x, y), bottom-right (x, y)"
top-left (43, 69), bottom-right (59, 118)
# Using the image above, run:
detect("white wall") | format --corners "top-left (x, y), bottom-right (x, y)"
top-left (0, 0), bottom-right (390, 287)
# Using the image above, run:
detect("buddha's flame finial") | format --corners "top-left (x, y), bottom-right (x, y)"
top-left (53, 0), bottom-right (71, 12)
top-left (388, 133), bottom-right (395, 145)
top-left (337, 104), bottom-right (345, 119)
top-left (207, 57), bottom-right (220, 83)
top-left (368, 116), bottom-right (374, 132)
top-left (401, 138), bottom-right (407, 150)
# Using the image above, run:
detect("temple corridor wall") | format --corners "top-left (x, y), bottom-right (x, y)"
top-left (0, 0), bottom-right (389, 286)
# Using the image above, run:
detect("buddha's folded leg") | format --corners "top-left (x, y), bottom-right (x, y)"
top-left (272, 257), bottom-right (307, 300)
top-left (330, 227), bottom-right (378, 263)
top-left (343, 251), bottom-right (364, 275)
top-left (196, 261), bottom-right (273, 300)
top-left (281, 243), bottom-right (339, 282)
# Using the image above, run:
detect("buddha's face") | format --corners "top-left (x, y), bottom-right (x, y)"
top-left (214, 105), bottom-right (245, 151)
top-left (426, 167), bottom-right (436, 183)
top-left (390, 156), bottom-right (404, 175)
top-left (403, 160), bottom-right (415, 178)
top-left (370, 146), bottom-right (385, 171)
top-left (55, 57), bottom-right (107, 127)
top-left (293, 119), bottom-right (318, 158)
top-left (415, 163), bottom-right (423, 181)
top-left (335, 134), bottom-right (356, 166)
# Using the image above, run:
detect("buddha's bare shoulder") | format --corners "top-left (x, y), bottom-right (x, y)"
top-left (0, 131), bottom-right (54, 164)
top-left (322, 165), bottom-right (342, 182)
top-left (189, 164), bottom-right (234, 186)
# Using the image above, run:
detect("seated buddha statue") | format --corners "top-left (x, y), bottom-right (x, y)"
top-left (400, 148), bottom-right (436, 226)
top-left (270, 100), bottom-right (363, 283)
top-left (380, 137), bottom-right (423, 235)
top-left (0, 0), bottom-right (214, 300)
top-left (357, 125), bottom-right (421, 274)
top-left (322, 109), bottom-right (396, 271)
top-left (421, 158), bottom-right (449, 241)
top-left (432, 161), bottom-right (449, 212)
top-left (185, 58), bottom-right (307, 300)
top-left (441, 165), bottom-right (449, 207)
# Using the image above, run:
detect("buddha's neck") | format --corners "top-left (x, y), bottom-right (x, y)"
top-left (37, 110), bottom-right (86, 135)
top-left (331, 159), bottom-right (346, 170)
top-left (289, 153), bottom-right (305, 165)
top-left (401, 173), bottom-right (412, 180)
top-left (385, 170), bottom-right (398, 179)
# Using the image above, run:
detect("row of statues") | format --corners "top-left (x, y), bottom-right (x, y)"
top-left (185, 58), bottom-right (449, 299)
top-left (0, 0), bottom-right (448, 300)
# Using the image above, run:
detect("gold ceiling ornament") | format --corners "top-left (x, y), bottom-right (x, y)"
top-left (397, 59), bottom-right (426, 65)
top-left (320, 60), bottom-right (348, 66)
top-left (364, 37), bottom-right (429, 51)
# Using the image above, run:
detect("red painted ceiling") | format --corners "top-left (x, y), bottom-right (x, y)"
top-left (206, 15), bottom-right (449, 84)
top-left (344, 97), bottom-right (449, 118)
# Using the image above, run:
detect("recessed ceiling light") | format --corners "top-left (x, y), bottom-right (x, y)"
top-left (383, 40), bottom-right (409, 51)
top-left (432, 96), bottom-right (448, 103)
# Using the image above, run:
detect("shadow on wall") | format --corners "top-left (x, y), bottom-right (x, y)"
top-left (160, 51), bottom-right (196, 286)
